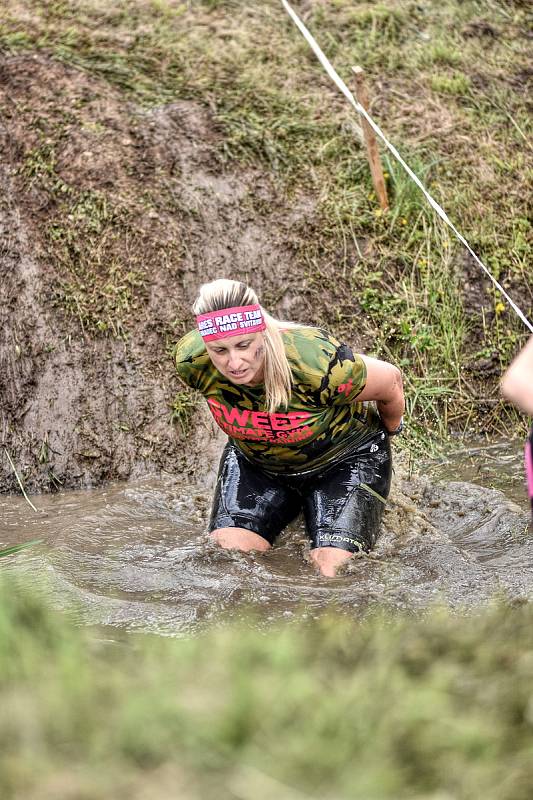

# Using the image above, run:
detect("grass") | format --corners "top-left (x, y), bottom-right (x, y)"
top-left (2, 574), bottom-right (533, 799)
top-left (0, 541), bottom-right (42, 558)
top-left (18, 132), bottom-right (149, 336)
top-left (169, 390), bottom-right (199, 434)
top-left (1, 0), bottom-right (531, 445)
top-left (2, 449), bottom-right (41, 513)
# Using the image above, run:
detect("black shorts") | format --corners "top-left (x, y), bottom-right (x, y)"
top-left (209, 429), bottom-right (392, 553)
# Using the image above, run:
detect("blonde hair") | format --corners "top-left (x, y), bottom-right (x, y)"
top-left (192, 279), bottom-right (293, 413)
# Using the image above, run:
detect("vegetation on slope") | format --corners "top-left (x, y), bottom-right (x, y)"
top-left (1, 0), bottom-right (531, 452)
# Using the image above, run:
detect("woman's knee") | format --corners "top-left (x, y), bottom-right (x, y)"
top-left (210, 527), bottom-right (271, 553)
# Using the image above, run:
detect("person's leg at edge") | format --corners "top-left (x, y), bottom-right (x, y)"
top-left (210, 527), bottom-right (271, 552)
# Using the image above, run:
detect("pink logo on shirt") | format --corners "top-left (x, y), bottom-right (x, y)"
top-left (207, 398), bottom-right (313, 444)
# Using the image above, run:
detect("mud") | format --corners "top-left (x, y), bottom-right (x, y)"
top-left (1, 443), bottom-right (529, 635)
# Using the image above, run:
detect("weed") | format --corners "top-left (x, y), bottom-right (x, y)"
top-left (170, 391), bottom-right (199, 434)
top-left (421, 41), bottom-right (463, 67)
top-left (0, 540), bottom-right (43, 559)
top-left (38, 435), bottom-right (49, 465)
top-left (430, 73), bottom-right (472, 96)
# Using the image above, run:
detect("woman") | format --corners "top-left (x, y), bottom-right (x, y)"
top-left (175, 279), bottom-right (405, 577)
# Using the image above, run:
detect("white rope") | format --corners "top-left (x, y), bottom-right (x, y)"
top-left (281, 0), bottom-right (533, 334)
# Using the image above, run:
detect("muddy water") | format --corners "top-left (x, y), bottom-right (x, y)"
top-left (0, 441), bottom-right (530, 635)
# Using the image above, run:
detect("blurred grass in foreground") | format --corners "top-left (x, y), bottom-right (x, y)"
top-left (1, 575), bottom-right (533, 800)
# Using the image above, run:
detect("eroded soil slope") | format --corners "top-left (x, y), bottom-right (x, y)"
top-left (1, 0), bottom-right (531, 494)
top-left (0, 54), bottom-right (324, 491)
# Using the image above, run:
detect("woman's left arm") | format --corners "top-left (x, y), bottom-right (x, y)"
top-left (355, 356), bottom-right (405, 434)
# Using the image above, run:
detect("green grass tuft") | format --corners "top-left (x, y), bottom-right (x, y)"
top-left (170, 391), bottom-right (199, 434)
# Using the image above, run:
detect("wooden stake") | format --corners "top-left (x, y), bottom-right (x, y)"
top-left (351, 66), bottom-right (389, 212)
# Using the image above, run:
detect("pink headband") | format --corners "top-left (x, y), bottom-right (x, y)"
top-left (196, 304), bottom-right (266, 341)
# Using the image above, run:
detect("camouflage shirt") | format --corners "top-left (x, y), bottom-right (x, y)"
top-left (174, 326), bottom-right (381, 475)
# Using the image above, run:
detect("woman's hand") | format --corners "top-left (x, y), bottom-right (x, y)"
top-left (356, 356), bottom-right (405, 434)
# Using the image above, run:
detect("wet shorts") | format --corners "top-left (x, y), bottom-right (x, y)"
top-left (209, 428), bottom-right (392, 553)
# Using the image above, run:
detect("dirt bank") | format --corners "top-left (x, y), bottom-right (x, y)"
top-left (0, 53), bottom-right (332, 492)
top-left (1, 3), bottom-right (530, 494)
